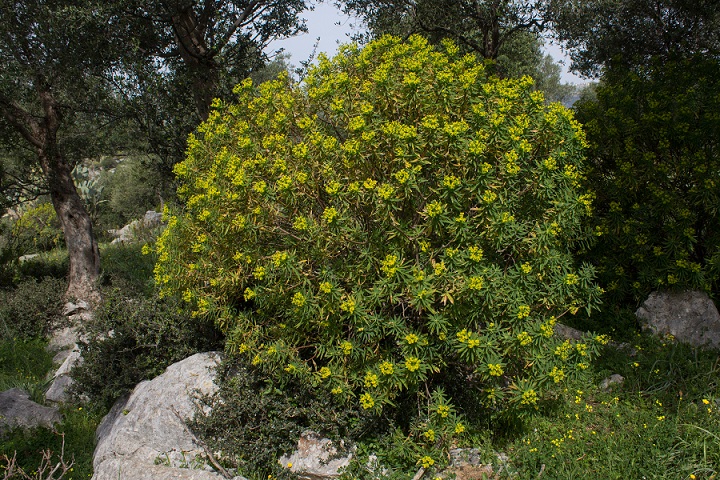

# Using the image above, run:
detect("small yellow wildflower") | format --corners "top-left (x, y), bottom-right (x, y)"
top-left (517, 331), bottom-right (532, 346)
top-left (425, 201), bottom-right (444, 218)
top-left (467, 276), bottom-right (484, 291)
top-left (405, 333), bottom-right (419, 345)
top-left (322, 206), bottom-right (339, 224)
top-left (360, 392), bottom-right (375, 409)
top-left (363, 178), bottom-right (377, 189)
top-left (419, 456), bottom-right (435, 469)
top-left (521, 389), bottom-right (538, 405)
top-left (364, 372), bottom-right (379, 388)
top-left (340, 341), bottom-right (353, 355)
top-left (405, 356), bottom-right (421, 372)
top-left (293, 216), bottom-right (309, 231)
top-left (291, 292), bottom-right (306, 307)
top-left (488, 363), bottom-right (504, 377)
top-left (340, 297), bottom-right (356, 314)
top-left (253, 266), bottom-right (266, 280)
top-left (379, 361), bottom-right (394, 375)
top-left (468, 246), bottom-right (484, 261)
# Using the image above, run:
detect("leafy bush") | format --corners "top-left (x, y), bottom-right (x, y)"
top-left (13, 249), bottom-right (69, 283)
top-left (575, 56), bottom-right (720, 304)
top-left (191, 360), bottom-right (380, 479)
top-left (71, 287), bottom-right (222, 410)
top-left (0, 217), bottom-right (16, 289)
top-left (100, 155), bottom-right (167, 229)
top-left (155, 35), bottom-right (605, 468)
top-left (0, 408), bottom-right (101, 479)
top-left (11, 202), bottom-right (63, 255)
top-left (0, 277), bottom-right (65, 340)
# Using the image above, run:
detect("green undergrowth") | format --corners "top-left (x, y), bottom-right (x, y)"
top-left (0, 338), bottom-right (53, 403)
top-left (0, 407), bottom-right (101, 480)
top-left (0, 241), bottom-right (168, 479)
top-left (467, 334), bottom-right (720, 479)
top-left (193, 332), bottom-right (720, 480)
top-left (0, 336), bottom-right (99, 480)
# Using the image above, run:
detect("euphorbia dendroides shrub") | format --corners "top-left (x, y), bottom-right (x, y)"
top-left (154, 35), bottom-right (605, 466)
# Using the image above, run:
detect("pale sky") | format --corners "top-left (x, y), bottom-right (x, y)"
top-left (267, 2), bottom-right (587, 85)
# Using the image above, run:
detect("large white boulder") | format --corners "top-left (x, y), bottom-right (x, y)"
top-left (92, 352), bottom-right (245, 480)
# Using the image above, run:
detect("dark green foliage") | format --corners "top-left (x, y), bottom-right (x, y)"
top-left (549, 0), bottom-right (720, 76)
top-left (71, 288), bottom-right (222, 410)
top-left (100, 155), bottom-right (168, 230)
top-left (13, 251), bottom-right (69, 285)
top-left (340, 0), bottom-right (544, 61)
top-left (0, 338), bottom-right (53, 402)
top-left (191, 360), bottom-right (382, 480)
top-left (0, 277), bottom-right (65, 340)
top-left (575, 56), bottom-right (720, 304)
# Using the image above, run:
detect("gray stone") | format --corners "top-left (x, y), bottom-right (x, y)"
top-left (444, 448), bottom-right (495, 480)
top-left (44, 376), bottom-right (75, 404)
top-left (62, 300), bottom-right (90, 317)
top-left (554, 323), bottom-right (585, 342)
top-left (279, 431), bottom-right (354, 479)
top-left (47, 326), bottom-right (80, 353)
top-left (92, 352), bottom-right (244, 480)
top-left (0, 388), bottom-right (61, 434)
top-left (636, 290), bottom-right (720, 349)
top-left (600, 374), bottom-right (625, 392)
top-left (45, 349), bottom-right (82, 404)
top-left (143, 210), bottom-right (164, 227)
top-left (109, 210), bottom-right (165, 244)
top-left (52, 348), bottom-right (75, 366)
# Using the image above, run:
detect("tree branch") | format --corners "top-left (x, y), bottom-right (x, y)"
top-left (0, 93), bottom-right (43, 149)
top-left (218, 0), bottom-right (263, 52)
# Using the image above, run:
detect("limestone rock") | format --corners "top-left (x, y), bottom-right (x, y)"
top-left (47, 326), bottom-right (80, 353)
top-left (599, 374), bottom-right (625, 392)
top-left (279, 431), bottom-right (354, 479)
top-left (62, 300), bottom-right (90, 317)
top-left (636, 290), bottom-right (720, 349)
top-left (554, 323), bottom-right (585, 342)
top-left (45, 349), bottom-right (82, 404)
top-left (109, 210), bottom-right (165, 244)
top-left (446, 448), bottom-right (494, 479)
top-left (0, 388), bottom-right (61, 434)
top-left (92, 352), bottom-right (244, 480)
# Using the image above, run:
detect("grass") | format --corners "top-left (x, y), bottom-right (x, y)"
top-left (0, 338), bottom-right (53, 403)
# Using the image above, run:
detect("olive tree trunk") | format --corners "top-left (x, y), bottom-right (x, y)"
top-left (1, 89), bottom-right (100, 303)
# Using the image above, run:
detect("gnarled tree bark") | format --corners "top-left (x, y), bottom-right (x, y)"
top-left (0, 87), bottom-right (100, 303)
